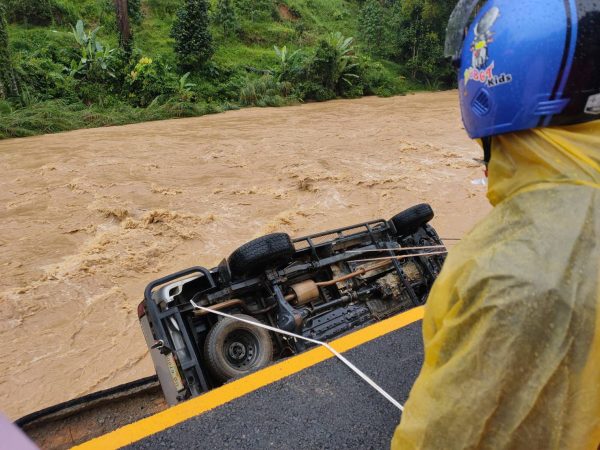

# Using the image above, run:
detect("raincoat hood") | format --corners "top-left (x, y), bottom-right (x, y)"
top-left (487, 120), bottom-right (600, 206)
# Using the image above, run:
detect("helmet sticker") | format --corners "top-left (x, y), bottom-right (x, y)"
top-left (464, 6), bottom-right (513, 89)
top-left (472, 7), bottom-right (498, 69)
top-left (584, 93), bottom-right (600, 115)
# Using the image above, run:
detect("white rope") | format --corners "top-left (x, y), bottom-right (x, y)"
top-left (345, 245), bottom-right (446, 254)
top-left (190, 300), bottom-right (404, 411)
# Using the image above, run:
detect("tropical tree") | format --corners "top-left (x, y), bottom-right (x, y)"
top-left (389, 0), bottom-right (455, 85)
top-left (359, 0), bottom-right (387, 56)
top-left (171, 0), bottom-right (214, 70)
top-left (308, 32), bottom-right (359, 97)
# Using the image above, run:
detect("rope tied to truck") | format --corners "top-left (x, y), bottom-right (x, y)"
top-left (190, 300), bottom-right (405, 411)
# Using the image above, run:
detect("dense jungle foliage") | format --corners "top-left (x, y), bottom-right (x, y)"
top-left (0, 0), bottom-right (455, 139)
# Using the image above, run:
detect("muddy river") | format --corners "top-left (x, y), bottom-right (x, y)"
top-left (0, 91), bottom-right (491, 419)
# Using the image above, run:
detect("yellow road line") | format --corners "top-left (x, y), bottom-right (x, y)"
top-left (74, 306), bottom-right (424, 450)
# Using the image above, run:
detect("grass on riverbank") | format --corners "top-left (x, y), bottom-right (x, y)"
top-left (0, 98), bottom-right (235, 139)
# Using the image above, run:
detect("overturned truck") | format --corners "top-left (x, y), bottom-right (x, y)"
top-left (139, 204), bottom-right (446, 405)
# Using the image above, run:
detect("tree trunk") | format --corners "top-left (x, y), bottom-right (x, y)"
top-left (115, 0), bottom-right (132, 51)
top-left (0, 4), bottom-right (20, 102)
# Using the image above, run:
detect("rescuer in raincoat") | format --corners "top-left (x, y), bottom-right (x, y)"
top-left (393, 1), bottom-right (600, 448)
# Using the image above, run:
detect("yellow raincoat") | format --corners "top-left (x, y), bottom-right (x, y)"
top-left (392, 121), bottom-right (600, 449)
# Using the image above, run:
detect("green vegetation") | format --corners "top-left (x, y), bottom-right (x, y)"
top-left (171, 0), bottom-right (214, 69)
top-left (358, 0), bottom-right (455, 87)
top-left (0, 0), bottom-right (456, 139)
top-left (359, 0), bottom-right (385, 56)
top-left (0, 2), bottom-right (20, 100)
top-left (128, 0), bottom-right (142, 25)
top-left (213, 0), bottom-right (238, 37)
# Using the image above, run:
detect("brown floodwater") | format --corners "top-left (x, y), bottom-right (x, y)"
top-left (0, 91), bottom-right (492, 420)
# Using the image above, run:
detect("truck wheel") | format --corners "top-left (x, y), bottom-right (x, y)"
top-left (204, 314), bottom-right (273, 383)
top-left (228, 233), bottom-right (294, 277)
top-left (390, 204), bottom-right (434, 236)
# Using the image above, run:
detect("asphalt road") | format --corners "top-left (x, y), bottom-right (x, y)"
top-left (129, 321), bottom-right (424, 450)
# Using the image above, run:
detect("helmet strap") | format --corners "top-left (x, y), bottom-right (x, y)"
top-left (482, 136), bottom-right (492, 166)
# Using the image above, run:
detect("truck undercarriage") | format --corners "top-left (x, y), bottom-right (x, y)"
top-left (139, 204), bottom-right (446, 405)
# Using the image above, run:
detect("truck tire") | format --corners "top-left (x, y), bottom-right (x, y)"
top-left (228, 233), bottom-right (294, 277)
top-left (390, 204), bottom-right (434, 236)
top-left (204, 314), bottom-right (273, 383)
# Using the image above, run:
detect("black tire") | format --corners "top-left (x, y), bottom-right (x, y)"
top-left (228, 233), bottom-right (294, 277)
top-left (204, 314), bottom-right (273, 383)
top-left (390, 204), bottom-right (434, 236)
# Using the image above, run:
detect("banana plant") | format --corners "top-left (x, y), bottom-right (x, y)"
top-left (178, 72), bottom-right (196, 91)
top-left (176, 72), bottom-right (196, 101)
top-left (273, 45), bottom-right (301, 82)
top-left (327, 32), bottom-right (359, 87)
top-left (69, 20), bottom-right (115, 80)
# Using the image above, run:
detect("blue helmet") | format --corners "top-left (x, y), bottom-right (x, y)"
top-left (445, 0), bottom-right (600, 139)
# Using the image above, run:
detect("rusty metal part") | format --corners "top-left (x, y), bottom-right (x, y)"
top-left (272, 254), bottom-right (429, 306)
top-left (193, 299), bottom-right (245, 317)
top-left (193, 300), bottom-right (277, 317)
top-left (402, 261), bottom-right (421, 282)
top-left (250, 303), bottom-right (278, 315)
top-left (289, 250), bottom-right (438, 296)
top-left (315, 260), bottom-right (392, 288)
top-left (289, 280), bottom-right (320, 305)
